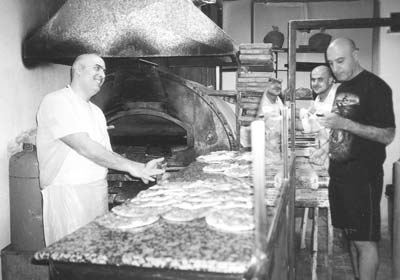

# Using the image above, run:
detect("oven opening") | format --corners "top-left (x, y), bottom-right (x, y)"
top-left (107, 109), bottom-right (195, 168)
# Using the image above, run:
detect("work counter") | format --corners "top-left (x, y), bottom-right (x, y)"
top-left (34, 160), bottom-right (286, 280)
top-left (34, 216), bottom-right (261, 279)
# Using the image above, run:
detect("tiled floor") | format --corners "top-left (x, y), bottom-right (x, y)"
top-left (295, 208), bottom-right (392, 280)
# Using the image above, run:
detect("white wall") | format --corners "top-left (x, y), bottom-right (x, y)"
top-left (0, 1), bottom-right (69, 278)
top-left (378, 0), bottom-right (400, 222)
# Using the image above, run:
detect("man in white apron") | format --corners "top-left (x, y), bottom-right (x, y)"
top-left (297, 65), bottom-right (339, 166)
top-left (36, 54), bottom-right (164, 246)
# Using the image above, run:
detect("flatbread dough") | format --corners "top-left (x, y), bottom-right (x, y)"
top-left (162, 207), bottom-right (211, 222)
top-left (96, 212), bottom-right (159, 230)
top-left (205, 207), bottom-right (254, 233)
top-left (110, 177), bottom-right (258, 230)
top-left (112, 203), bottom-right (168, 217)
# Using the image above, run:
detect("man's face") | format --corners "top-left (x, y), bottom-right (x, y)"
top-left (79, 56), bottom-right (106, 97)
top-left (310, 69), bottom-right (333, 95)
top-left (327, 46), bottom-right (357, 82)
top-left (266, 80), bottom-right (282, 97)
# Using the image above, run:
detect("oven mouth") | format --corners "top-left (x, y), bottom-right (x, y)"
top-left (107, 108), bottom-right (195, 165)
top-left (107, 109), bottom-right (193, 146)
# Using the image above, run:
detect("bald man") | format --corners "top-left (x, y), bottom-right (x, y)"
top-left (318, 38), bottom-right (395, 280)
top-left (36, 54), bottom-right (164, 245)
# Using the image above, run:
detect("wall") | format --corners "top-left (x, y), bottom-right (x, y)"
top-left (378, 0), bottom-right (400, 223)
top-left (0, 0), bottom-right (69, 278)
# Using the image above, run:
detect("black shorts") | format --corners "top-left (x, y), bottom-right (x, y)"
top-left (328, 160), bottom-right (383, 241)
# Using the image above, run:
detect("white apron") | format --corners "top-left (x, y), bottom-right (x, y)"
top-left (41, 179), bottom-right (108, 246)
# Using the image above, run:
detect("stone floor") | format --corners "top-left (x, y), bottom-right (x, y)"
top-left (295, 208), bottom-right (392, 280)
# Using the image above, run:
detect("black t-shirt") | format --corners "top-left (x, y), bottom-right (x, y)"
top-left (329, 70), bottom-right (395, 166)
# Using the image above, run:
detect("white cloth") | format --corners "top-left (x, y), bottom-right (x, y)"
top-left (36, 85), bottom-right (111, 245)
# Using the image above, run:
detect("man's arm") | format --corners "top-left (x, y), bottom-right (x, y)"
top-left (318, 113), bottom-right (395, 145)
top-left (61, 132), bottom-right (164, 182)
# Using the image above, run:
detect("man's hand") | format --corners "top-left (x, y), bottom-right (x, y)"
top-left (146, 157), bottom-right (165, 170)
top-left (142, 158), bottom-right (166, 184)
top-left (317, 112), bottom-right (349, 130)
top-left (126, 157), bottom-right (165, 184)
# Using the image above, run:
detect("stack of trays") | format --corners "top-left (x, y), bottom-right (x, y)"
top-left (237, 43), bottom-right (275, 126)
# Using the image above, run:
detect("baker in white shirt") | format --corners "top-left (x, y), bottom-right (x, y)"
top-left (298, 65), bottom-right (339, 166)
top-left (36, 54), bottom-right (165, 245)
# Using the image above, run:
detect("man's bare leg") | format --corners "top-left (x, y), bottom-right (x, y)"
top-left (353, 241), bottom-right (379, 280)
top-left (348, 240), bottom-right (360, 279)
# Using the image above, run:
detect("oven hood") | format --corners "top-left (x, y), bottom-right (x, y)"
top-left (23, 0), bottom-right (238, 66)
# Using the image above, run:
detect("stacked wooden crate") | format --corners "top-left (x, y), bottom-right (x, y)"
top-left (236, 43), bottom-right (275, 146)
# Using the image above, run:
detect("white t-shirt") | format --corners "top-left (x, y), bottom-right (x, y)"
top-left (36, 86), bottom-right (111, 187)
top-left (300, 83), bottom-right (339, 133)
